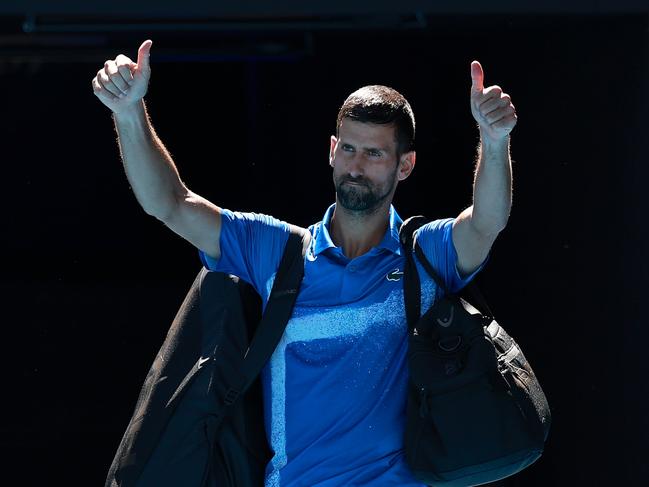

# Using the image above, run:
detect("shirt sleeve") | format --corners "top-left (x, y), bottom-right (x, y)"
top-left (414, 217), bottom-right (488, 293)
top-left (198, 209), bottom-right (290, 300)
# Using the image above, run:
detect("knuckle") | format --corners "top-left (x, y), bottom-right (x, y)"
top-left (109, 76), bottom-right (123, 88)
top-left (120, 70), bottom-right (133, 81)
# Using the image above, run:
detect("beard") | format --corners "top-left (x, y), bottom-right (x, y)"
top-left (334, 170), bottom-right (397, 214)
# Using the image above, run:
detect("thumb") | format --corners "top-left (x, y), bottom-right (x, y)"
top-left (470, 60), bottom-right (484, 93)
top-left (136, 39), bottom-right (153, 75)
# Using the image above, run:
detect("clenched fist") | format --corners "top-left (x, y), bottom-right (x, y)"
top-left (92, 40), bottom-right (153, 114)
top-left (469, 60), bottom-right (517, 143)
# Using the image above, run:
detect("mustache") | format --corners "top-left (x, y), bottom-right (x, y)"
top-left (339, 175), bottom-right (369, 187)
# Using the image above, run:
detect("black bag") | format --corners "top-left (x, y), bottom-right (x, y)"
top-left (400, 216), bottom-right (551, 486)
top-left (105, 226), bottom-right (310, 487)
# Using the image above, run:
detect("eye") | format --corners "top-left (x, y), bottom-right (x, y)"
top-left (342, 144), bottom-right (355, 152)
top-left (367, 150), bottom-right (382, 158)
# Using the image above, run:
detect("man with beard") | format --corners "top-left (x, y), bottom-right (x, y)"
top-left (93, 39), bottom-right (515, 486)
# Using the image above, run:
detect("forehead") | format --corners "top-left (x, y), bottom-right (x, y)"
top-left (338, 118), bottom-right (397, 151)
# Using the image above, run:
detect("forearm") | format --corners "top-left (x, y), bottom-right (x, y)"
top-left (470, 132), bottom-right (512, 236)
top-left (112, 100), bottom-right (186, 220)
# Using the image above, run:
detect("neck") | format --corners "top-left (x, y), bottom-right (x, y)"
top-left (329, 200), bottom-right (391, 259)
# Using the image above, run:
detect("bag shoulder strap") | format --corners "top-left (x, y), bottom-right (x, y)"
top-left (225, 224), bottom-right (311, 406)
top-left (400, 216), bottom-right (437, 329)
top-left (399, 215), bottom-right (493, 328)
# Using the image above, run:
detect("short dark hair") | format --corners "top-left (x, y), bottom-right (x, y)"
top-left (336, 85), bottom-right (416, 160)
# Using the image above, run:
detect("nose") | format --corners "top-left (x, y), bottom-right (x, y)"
top-left (347, 153), bottom-right (364, 178)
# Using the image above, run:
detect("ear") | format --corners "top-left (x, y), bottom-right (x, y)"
top-left (329, 135), bottom-right (337, 167)
top-left (397, 151), bottom-right (416, 181)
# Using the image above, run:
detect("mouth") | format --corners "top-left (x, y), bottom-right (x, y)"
top-left (342, 179), bottom-right (367, 187)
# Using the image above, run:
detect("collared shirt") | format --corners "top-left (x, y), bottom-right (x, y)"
top-left (200, 203), bottom-right (482, 487)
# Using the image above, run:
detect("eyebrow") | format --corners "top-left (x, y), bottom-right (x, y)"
top-left (341, 142), bottom-right (389, 153)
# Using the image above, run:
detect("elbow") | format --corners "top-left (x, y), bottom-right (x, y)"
top-left (141, 203), bottom-right (160, 219)
top-left (490, 215), bottom-right (509, 235)
top-left (140, 201), bottom-right (172, 221)
top-left (141, 191), bottom-right (184, 223)
top-left (145, 207), bottom-right (170, 223)
top-left (470, 211), bottom-right (509, 238)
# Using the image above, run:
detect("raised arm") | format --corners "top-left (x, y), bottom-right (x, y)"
top-left (452, 60), bottom-right (516, 275)
top-left (91, 40), bottom-right (222, 259)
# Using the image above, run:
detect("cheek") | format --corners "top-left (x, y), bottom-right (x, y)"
top-left (331, 152), bottom-right (353, 170)
top-left (369, 161), bottom-right (395, 179)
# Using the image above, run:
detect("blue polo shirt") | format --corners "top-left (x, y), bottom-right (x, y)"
top-left (199, 204), bottom-right (483, 487)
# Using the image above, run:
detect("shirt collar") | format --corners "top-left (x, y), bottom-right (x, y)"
top-left (313, 203), bottom-right (403, 257)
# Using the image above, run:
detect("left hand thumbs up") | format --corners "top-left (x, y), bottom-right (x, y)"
top-left (469, 60), bottom-right (517, 142)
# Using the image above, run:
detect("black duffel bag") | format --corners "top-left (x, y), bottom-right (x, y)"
top-left (105, 227), bottom-right (309, 487)
top-left (400, 216), bottom-right (551, 486)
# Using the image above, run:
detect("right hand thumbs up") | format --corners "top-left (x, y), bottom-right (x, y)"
top-left (134, 40), bottom-right (152, 81)
top-left (92, 40), bottom-right (153, 114)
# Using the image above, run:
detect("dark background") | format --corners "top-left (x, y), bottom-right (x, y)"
top-left (1, 1), bottom-right (647, 485)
